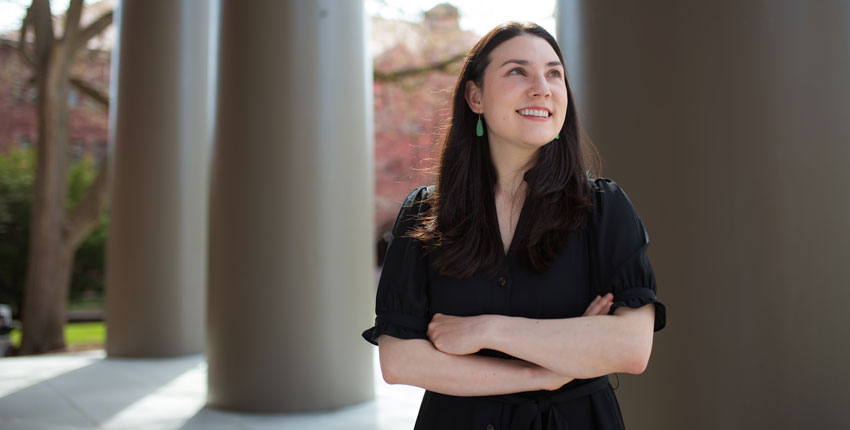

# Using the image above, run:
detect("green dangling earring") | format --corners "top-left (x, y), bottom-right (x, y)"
top-left (554, 133), bottom-right (560, 140)
top-left (476, 114), bottom-right (484, 137)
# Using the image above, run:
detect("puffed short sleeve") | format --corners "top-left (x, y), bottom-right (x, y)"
top-left (361, 186), bottom-right (433, 346)
top-left (590, 178), bottom-right (666, 332)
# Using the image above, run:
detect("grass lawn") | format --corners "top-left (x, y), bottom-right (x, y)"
top-left (9, 321), bottom-right (105, 349)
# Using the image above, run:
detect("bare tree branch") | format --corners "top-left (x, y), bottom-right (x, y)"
top-left (374, 51), bottom-right (467, 82)
top-left (17, 4), bottom-right (36, 69)
top-left (74, 10), bottom-right (113, 52)
top-left (63, 0), bottom-right (84, 47)
top-left (21, 75), bottom-right (108, 109)
top-left (70, 77), bottom-right (109, 108)
top-left (63, 158), bottom-right (109, 252)
top-left (30, 0), bottom-right (54, 64)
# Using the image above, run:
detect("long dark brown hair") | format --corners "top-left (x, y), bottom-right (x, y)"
top-left (411, 22), bottom-right (597, 278)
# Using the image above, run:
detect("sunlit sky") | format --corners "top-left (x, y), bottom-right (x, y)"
top-left (0, 0), bottom-right (29, 33)
top-left (0, 0), bottom-right (557, 37)
top-left (367, 0), bottom-right (557, 36)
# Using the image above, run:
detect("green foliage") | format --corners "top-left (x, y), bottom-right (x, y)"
top-left (0, 147), bottom-right (33, 317)
top-left (0, 147), bottom-right (109, 317)
top-left (67, 156), bottom-right (109, 298)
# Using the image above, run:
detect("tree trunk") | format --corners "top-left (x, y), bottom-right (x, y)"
top-left (19, 46), bottom-right (72, 355)
top-left (15, 0), bottom-right (113, 355)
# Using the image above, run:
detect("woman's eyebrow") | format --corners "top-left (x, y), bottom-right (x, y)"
top-left (500, 59), bottom-right (563, 68)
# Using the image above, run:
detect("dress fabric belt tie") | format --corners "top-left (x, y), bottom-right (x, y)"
top-left (488, 376), bottom-right (610, 430)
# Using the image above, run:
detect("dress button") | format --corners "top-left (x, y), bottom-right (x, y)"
top-left (497, 277), bottom-right (507, 287)
top-left (486, 425), bottom-right (495, 430)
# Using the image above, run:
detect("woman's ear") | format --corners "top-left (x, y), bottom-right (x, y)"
top-left (464, 80), bottom-right (483, 114)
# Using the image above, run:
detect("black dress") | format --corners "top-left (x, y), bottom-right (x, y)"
top-left (362, 178), bottom-right (667, 430)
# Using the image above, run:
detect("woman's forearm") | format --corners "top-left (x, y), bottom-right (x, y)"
top-left (377, 335), bottom-right (573, 396)
top-left (481, 304), bottom-right (656, 379)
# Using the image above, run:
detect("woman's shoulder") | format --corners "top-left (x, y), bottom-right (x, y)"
top-left (390, 185), bottom-right (435, 237)
top-left (587, 177), bottom-right (643, 224)
top-left (588, 176), bottom-right (624, 195)
top-left (588, 177), bottom-right (635, 205)
top-left (401, 185), bottom-right (435, 209)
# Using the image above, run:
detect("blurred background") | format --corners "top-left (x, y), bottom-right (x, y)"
top-left (0, 0), bottom-right (849, 429)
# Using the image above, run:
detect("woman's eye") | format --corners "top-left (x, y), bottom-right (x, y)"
top-left (549, 69), bottom-right (562, 78)
top-left (509, 68), bottom-right (526, 76)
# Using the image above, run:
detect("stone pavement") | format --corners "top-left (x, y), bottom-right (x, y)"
top-left (0, 349), bottom-right (423, 429)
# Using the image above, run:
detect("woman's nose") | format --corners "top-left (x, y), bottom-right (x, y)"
top-left (528, 74), bottom-right (552, 98)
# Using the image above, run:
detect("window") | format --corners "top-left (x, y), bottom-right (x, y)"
top-left (70, 141), bottom-right (85, 161)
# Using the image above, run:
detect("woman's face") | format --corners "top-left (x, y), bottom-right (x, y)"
top-left (466, 34), bottom-right (568, 150)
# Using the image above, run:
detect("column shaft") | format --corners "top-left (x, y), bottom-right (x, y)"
top-left (558, 1), bottom-right (850, 428)
top-left (105, 0), bottom-right (210, 356)
top-left (207, 0), bottom-right (374, 412)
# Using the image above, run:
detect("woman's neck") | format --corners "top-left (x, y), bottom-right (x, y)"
top-left (489, 138), bottom-right (536, 198)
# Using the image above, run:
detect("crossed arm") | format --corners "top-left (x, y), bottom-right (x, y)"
top-left (378, 293), bottom-right (656, 396)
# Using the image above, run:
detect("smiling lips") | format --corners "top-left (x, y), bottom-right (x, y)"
top-left (516, 107), bottom-right (552, 121)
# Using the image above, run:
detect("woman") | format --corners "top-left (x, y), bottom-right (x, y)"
top-left (362, 22), bottom-right (666, 430)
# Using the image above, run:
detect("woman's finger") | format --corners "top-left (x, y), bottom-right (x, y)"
top-left (599, 294), bottom-right (613, 315)
top-left (583, 294), bottom-right (613, 316)
top-left (582, 296), bottom-right (602, 316)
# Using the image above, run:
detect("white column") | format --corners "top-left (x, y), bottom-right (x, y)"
top-left (105, 0), bottom-right (210, 356)
top-left (207, 0), bottom-right (374, 411)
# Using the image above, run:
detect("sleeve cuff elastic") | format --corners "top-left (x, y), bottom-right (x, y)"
top-left (609, 287), bottom-right (667, 332)
top-left (361, 313), bottom-right (429, 346)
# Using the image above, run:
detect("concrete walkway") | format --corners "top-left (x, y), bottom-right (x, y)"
top-left (0, 350), bottom-right (423, 429)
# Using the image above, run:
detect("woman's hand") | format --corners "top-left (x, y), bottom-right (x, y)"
top-left (536, 294), bottom-right (614, 389)
top-left (583, 292), bottom-right (614, 316)
top-left (427, 294), bottom-right (614, 356)
top-left (427, 313), bottom-right (494, 355)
